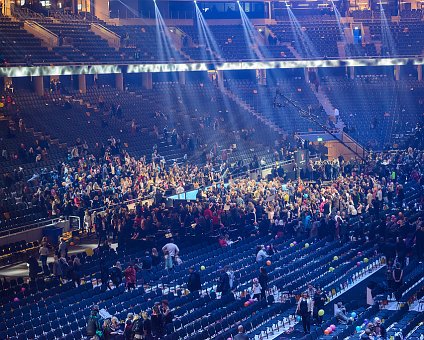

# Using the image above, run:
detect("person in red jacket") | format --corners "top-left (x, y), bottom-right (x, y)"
top-left (124, 264), bottom-right (137, 291)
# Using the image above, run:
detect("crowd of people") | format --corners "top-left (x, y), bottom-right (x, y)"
top-left (86, 300), bottom-right (174, 340)
top-left (11, 123), bottom-right (422, 284)
top-left (2, 89), bottom-right (424, 339)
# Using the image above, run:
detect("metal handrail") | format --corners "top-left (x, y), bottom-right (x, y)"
top-left (26, 20), bottom-right (58, 38)
top-left (0, 217), bottom-right (62, 238)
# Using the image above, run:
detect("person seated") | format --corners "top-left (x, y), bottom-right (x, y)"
top-left (335, 302), bottom-right (351, 324)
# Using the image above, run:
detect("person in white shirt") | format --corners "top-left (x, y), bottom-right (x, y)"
top-left (256, 245), bottom-right (268, 263)
top-left (162, 239), bottom-right (179, 265)
top-left (333, 108), bottom-right (340, 123)
top-left (252, 278), bottom-right (262, 300)
top-left (84, 210), bottom-right (92, 234)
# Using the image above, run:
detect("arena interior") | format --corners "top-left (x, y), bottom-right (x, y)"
top-left (0, 0), bottom-right (423, 339)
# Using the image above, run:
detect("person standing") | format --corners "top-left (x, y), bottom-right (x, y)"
top-left (258, 267), bottom-right (268, 300)
top-left (187, 267), bottom-right (201, 293)
top-left (164, 249), bottom-right (173, 271)
top-left (234, 325), bottom-right (249, 340)
top-left (217, 267), bottom-right (231, 295)
top-left (296, 292), bottom-right (313, 335)
top-left (124, 264), bottom-right (137, 291)
top-left (52, 255), bottom-right (63, 281)
top-left (142, 251), bottom-right (152, 271)
top-left (151, 305), bottom-right (164, 338)
top-left (415, 222), bottom-right (424, 261)
top-left (39, 242), bottom-right (50, 276)
top-left (131, 314), bottom-right (144, 340)
top-left (392, 263), bottom-right (403, 300)
top-left (162, 239), bottom-right (179, 266)
top-left (84, 209), bottom-right (92, 235)
top-left (151, 248), bottom-right (161, 268)
top-left (27, 255), bottom-right (39, 282)
top-left (313, 287), bottom-right (326, 325)
top-left (86, 305), bottom-right (102, 339)
top-left (161, 300), bottom-right (173, 325)
top-left (252, 278), bottom-right (262, 300)
top-left (58, 238), bottom-right (68, 258)
top-left (70, 257), bottom-right (82, 286)
top-left (110, 261), bottom-right (123, 288)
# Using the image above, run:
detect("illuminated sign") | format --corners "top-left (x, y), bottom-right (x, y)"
top-left (1, 57), bottom-right (423, 77)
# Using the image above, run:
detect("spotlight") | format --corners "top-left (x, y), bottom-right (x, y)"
top-left (237, 0), bottom-right (240, 3)
top-left (194, 0), bottom-right (196, 2)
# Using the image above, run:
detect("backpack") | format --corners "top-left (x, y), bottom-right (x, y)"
top-left (86, 316), bottom-right (99, 336)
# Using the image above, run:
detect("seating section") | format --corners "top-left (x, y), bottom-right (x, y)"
top-left (268, 23), bottom-right (343, 58)
top-left (225, 78), bottom-right (325, 134)
top-left (2, 192), bottom-right (421, 340)
top-left (369, 22), bottom-right (424, 57)
top-left (11, 81), bottom-right (278, 165)
top-left (345, 43), bottom-right (378, 57)
top-left (1, 11), bottom-right (424, 65)
top-left (351, 10), bottom-right (373, 21)
top-left (40, 22), bottom-right (123, 62)
top-left (322, 76), bottom-right (424, 150)
top-left (400, 9), bottom-right (423, 21)
top-left (0, 233), bottom-right (379, 340)
top-left (0, 17), bottom-right (63, 65)
top-left (0, 240), bottom-right (39, 267)
top-left (108, 25), bottom-right (186, 62)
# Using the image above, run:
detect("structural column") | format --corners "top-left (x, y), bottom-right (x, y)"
top-left (2, 76), bottom-right (12, 92)
top-left (2, 0), bottom-right (11, 16)
top-left (217, 70), bottom-right (224, 87)
top-left (394, 65), bottom-right (400, 81)
top-left (178, 72), bottom-right (186, 85)
top-left (142, 72), bottom-right (152, 90)
top-left (78, 74), bottom-right (87, 93)
top-left (33, 76), bottom-right (44, 96)
top-left (304, 68), bottom-right (309, 82)
top-left (417, 65), bottom-right (422, 81)
top-left (115, 73), bottom-right (124, 91)
top-left (349, 66), bottom-right (355, 80)
top-left (257, 69), bottom-right (267, 86)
